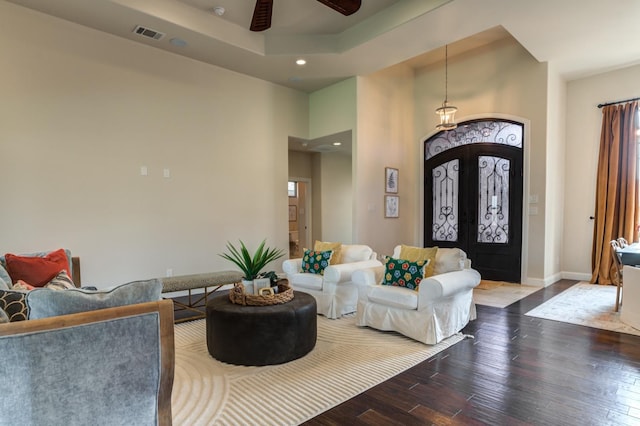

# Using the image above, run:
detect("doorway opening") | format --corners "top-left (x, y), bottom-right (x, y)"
top-left (423, 119), bottom-right (524, 282)
top-left (288, 179), bottom-right (311, 259)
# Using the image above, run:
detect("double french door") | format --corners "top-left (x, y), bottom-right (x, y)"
top-left (424, 120), bottom-right (524, 282)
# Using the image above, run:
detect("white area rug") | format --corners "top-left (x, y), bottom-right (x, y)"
top-left (172, 316), bottom-right (465, 425)
top-left (473, 283), bottom-right (540, 308)
top-left (525, 282), bottom-right (640, 336)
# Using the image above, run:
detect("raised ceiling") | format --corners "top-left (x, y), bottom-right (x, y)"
top-left (178, 0), bottom-right (402, 36)
top-left (5, 0), bottom-right (640, 93)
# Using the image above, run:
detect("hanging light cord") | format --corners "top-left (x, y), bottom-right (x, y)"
top-left (435, 44), bottom-right (457, 131)
top-left (444, 45), bottom-right (448, 104)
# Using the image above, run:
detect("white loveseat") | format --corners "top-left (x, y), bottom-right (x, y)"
top-left (354, 246), bottom-right (480, 344)
top-left (282, 244), bottom-right (381, 319)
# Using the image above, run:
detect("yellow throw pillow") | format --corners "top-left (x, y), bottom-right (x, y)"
top-left (399, 245), bottom-right (438, 277)
top-left (314, 241), bottom-right (342, 264)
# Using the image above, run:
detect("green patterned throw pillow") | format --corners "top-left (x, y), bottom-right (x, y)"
top-left (382, 257), bottom-right (429, 291)
top-left (301, 249), bottom-right (333, 275)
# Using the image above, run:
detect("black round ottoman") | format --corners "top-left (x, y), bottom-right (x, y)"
top-left (206, 291), bottom-right (317, 366)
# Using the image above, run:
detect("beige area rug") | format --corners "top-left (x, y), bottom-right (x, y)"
top-left (473, 282), bottom-right (540, 308)
top-left (525, 282), bottom-right (640, 336)
top-left (172, 316), bottom-right (465, 425)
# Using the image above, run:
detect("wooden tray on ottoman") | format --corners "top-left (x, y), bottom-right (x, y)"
top-left (228, 279), bottom-right (293, 306)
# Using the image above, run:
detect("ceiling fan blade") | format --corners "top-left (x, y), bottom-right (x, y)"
top-left (250, 0), bottom-right (273, 32)
top-left (316, 0), bottom-right (361, 16)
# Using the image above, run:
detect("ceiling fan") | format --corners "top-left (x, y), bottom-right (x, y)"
top-left (250, 0), bottom-right (362, 32)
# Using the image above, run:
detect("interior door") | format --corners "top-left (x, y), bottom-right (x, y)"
top-left (288, 180), bottom-right (311, 259)
top-left (424, 120), bottom-right (524, 282)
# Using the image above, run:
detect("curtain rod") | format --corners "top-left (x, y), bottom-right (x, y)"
top-left (597, 96), bottom-right (640, 108)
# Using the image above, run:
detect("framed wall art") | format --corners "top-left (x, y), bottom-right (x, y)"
top-left (385, 195), bottom-right (399, 218)
top-left (288, 205), bottom-right (297, 221)
top-left (385, 167), bottom-right (398, 193)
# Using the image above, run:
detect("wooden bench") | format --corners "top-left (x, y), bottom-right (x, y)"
top-left (160, 271), bottom-right (243, 323)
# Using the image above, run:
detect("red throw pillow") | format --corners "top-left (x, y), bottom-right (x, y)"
top-left (5, 249), bottom-right (71, 287)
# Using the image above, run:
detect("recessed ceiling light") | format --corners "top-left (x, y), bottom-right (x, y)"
top-left (296, 59), bottom-right (307, 66)
top-left (332, 142), bottom-right (342, 146)
top-left (213, 6), bottom-right (225, 16)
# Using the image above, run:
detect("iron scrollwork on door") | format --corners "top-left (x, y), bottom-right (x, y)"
top-left (477, 156), bottom-right (510, 243)
top-left (425, 120), bottom-right (523, 161)
top-left (432, 159), bottom-right (459, 241)
top-left (427, 119), bottom-right (523, 244)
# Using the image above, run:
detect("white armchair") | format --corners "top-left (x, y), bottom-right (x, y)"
top-left (354, 246), bottom-right (481, 344)
top-left (282, 244), bottom-right (381, 319)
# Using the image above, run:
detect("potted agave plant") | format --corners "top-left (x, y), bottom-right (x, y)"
top-left (219, 239), bottom-right (285, 295)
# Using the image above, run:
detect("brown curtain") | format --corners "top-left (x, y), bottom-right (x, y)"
top-left (591, 101), bottom-right (639, 284)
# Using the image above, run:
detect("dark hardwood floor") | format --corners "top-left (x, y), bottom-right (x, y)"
top-left (301, 280), bottom-right (640, 426)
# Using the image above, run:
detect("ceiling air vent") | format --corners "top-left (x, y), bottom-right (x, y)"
top-left (132, 25), bottom-right (165, 41)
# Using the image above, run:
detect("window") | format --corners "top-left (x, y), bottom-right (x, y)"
top-left (288, 181), bottom-right (297, 197)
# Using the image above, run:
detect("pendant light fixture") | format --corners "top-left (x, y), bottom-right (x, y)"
top-left (435, 44), bottom-right (457, 131)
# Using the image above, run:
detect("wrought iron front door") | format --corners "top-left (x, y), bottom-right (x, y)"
top-left (424, 120), bottom-right (523, 282)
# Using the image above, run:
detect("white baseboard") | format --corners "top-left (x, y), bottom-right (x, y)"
top-left (523, 272), bottom-right (561, 287)
top-left (521, 277), bottom-right (544, 287)
top-left (522, 271), bottom-right (591, 288)
top-left (561, 271), bottom-right (591, 282)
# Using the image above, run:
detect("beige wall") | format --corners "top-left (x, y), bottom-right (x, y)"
top-left (564, 63), bottom-right (640, 280)
top-left (545, 63), bottom-right (567, 283)
top-left (288, 151), bottom-right (313, 179)
top-left (413, 38), bottom-right (549, 283)
top-left (308, 38), bottom-right (555, 282)
top-left (356, 65), bottom-right (415, 256)
top-left (5, 2), bottom-right (634, 288)
top-left (309, 79), bottom-right (357, 140)
top-left (0, 2), bottom-right (308, 286)
top-left (309, 79), bottom-right (356, 243)
top-left (319, 153), bottom-right (352, 243)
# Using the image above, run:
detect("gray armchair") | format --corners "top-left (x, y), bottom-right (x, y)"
top-left (0, 299), bottom-right (175, 425)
